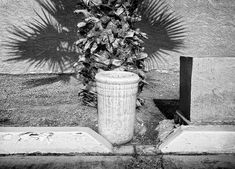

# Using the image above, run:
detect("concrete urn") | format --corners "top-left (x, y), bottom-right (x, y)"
top-left (95, 71), bottom-right (139, 145)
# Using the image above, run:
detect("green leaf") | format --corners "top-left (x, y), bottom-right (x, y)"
top-left (132, 41), bottom-right (140, 46)
top-left (82, 0), bottom-right (90, 6)
top-left (140, 32), bottom-right (148, 39)
top-left (84, 41), bottom-right (92, 51)
top-left (85, 17), bottom-right (100, 23)
top-left (78, 55), bottom-right (86, 62)
top-left (94, 53), bottom-right (110, 65)
top-left (96, 37), bottom-right (102, 44)
top-left (112, 39), bottom-right (121, 48)
top-left (87, 31), bottom-right (95, 38)
top-left (125, 30), bottom-right (134, 38)
top-left (113, 66), bottom-right (125, 71)
top-left (74, 9), bottom-right (91, 17)
top-left (115, 7), bottom-right (124, 16)
top-left (89, 0), bottom-right (102, 6)
top-left (127, 55), bottom-right (136, 63)
top-left (108, 33), bottom-right (115, 43)
top-left (77, 22), bottom-right (87, 28)
top-left (100, 16), bottom-right (111, 25)
top-left (75, 38), bottom-right (87, 45)
top-left (101, 33), bottom-right (109, 43)
top-left (122, 23), bottom-right (130, 32)
top-left (112, 59), bottom-right (123, 66)
top-left (133, 35), bottom-right (144, 43)
top-left (137, 52), bottom-right (148, 60)
top-left (90, 42), bottom-right (98, 53)
top-left (73, 63), bottom-right (84, 72)
top-left (106, 43), bottom-right (113, 53)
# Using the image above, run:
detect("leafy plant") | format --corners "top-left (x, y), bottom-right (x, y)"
top-left (74, 0), bottom-right (149, 107)
top-left (5, 0), bottom-right (185, 107)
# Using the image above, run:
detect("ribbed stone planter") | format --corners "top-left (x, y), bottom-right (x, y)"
top-left (95, 71), bottom-right (139, 145)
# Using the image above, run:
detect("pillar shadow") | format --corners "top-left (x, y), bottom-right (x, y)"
top-left (153, 99), bottom-right (179, 119)
top-left (137, 0), bottom-right (186, 70)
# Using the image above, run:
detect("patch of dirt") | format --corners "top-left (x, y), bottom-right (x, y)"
top-left (0, 71), bottom-right (179, 145)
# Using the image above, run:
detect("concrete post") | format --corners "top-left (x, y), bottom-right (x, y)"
top-left (180, 56), bottom-right (235, 124)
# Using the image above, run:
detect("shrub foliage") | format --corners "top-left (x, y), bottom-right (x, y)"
top-left (74, 0), bottom-right (148, 107)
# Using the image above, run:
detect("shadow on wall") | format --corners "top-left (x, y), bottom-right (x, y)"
top-left (4, 0), bottom-right (81, 73)
top-left (137, 0), bottom-right (186, 71)
top-left (4, 0), bottom-right (185, 86)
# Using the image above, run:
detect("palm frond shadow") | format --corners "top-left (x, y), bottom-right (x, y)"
top-left (4, 0), bottom-right (185, 89)
top-left (4, 0), bottom-right (80, 73)
top-left (137, 0), bottom-right (186, 71)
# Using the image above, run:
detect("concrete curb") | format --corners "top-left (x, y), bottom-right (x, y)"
top-left (0, 127), bottom-right (113, 154)
top-left (1, 126), bottom-right (235, 155)
top-left (0, 126), bottom-right (235, 168)
top-left (159, 125), bottom-right (235, 154)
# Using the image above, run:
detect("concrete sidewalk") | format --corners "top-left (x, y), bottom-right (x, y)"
top-left (0, 154), bottom-right (235, 169)
top-left (0, 126), bottom-right (235, 168)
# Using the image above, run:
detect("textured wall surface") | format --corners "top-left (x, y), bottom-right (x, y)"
top-left (164, 0), bottom-right (235, 71)
top-left (0, 0), bottom-right (235, 74)
top-left (0, 0), bottom-right (51, 73)
top-left (173, 0), bottom-right (235, 55)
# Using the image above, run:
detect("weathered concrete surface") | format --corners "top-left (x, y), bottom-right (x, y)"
top-left (0, 154), bottom-right (234, 169)
top-left (163, 154), bottom-right (235, 169)
top-left (0, 155), bottom-right (163, 169)
top-left (0, 0), bottom-right (235, 73)
top-left (0, 156), bottom-right (136, 169)
top-left (180, 56), bottom-right (235, 124)
top-left (0, 127), bottom-right (113, 154)
top-left (159, 125), bottom-right (235, 154)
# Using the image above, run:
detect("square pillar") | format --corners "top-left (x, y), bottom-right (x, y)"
top-left (180, 56), bottom-right (235, 124)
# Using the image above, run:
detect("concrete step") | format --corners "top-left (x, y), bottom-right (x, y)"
top-left (159, 125), bottom-right (235, 154)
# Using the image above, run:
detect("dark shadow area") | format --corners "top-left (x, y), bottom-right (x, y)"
top-left (179, 56), bottom-right (192, 121)
top-left (0, 117), bottom-right (13, 126)
top-left (22, 73), bottom-right (77, 89)
top-left (153, 99), bottom-right (179, 119)
top-left (4, 0), bottom-right (185, 86)
top-left (0, 110), bottom-right (14, 126)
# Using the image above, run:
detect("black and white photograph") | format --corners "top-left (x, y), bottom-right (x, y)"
top-left (0, 0), bottom-right (234, 168)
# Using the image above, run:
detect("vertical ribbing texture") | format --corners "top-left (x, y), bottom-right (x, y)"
top-left (96, 82), bottom-right (138, 144)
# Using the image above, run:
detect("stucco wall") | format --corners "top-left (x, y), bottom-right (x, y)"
top-left (170, 0), bottom-right (235, 57)
top-left (0, 0), bottom-right (51, 73)
top-left (0, 0), bottom-right (235, 74)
